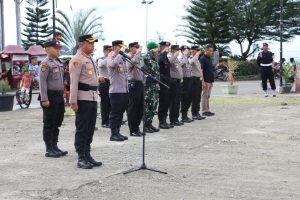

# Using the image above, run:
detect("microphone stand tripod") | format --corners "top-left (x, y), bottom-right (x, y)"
top-left (119, 53), bottom-right (169, 175)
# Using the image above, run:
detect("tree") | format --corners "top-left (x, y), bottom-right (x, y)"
top-left (55, 8), bottom-right (104, 54)
top-left (179, 0), bottom-right (232, 49)
top-left (228, 0), bottom-right (300, 60)
top-left (22, 0), bottom-right (51, 49)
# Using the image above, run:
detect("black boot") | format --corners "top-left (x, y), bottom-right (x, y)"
top-left (53, 143), bottom-right (68, 156)
top-left (144, 125), bottom-right (154, 133)
top-left (118, 127), bottom-right (128, 140)
top-left (182, 115), bottom-right (194, 123)
top-left (149, 124), bottom-right (160, 132)
top-left (45, 143), bottom-right (61, 158)
top-left (110, 128), bottom-right (124, 142)
top-left (77, 155), bottom-right (93, 169)
top-left (86, 152), bottom-right (102, 167)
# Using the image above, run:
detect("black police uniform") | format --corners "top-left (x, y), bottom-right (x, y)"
top-left (257, 51), bottom-right (276, 91)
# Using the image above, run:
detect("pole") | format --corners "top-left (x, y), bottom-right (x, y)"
top-left (0, 0), bottom-right (4, 49)
top-left (279, 0), bottom-right (283, 87)
top-left (142, 1), bottom-right (154, 45)
top-left (52, 0), bottom-right (56, 38)
top-left (15, 0), bottom-right (21, 45)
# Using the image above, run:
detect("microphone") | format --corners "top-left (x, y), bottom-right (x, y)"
top-left (119, 51), bottom-right (132, 61)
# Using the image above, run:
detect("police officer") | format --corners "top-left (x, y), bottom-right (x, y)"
top-left (39, 40), bottom-right (67, 158)
top-left (158, 41), bottom-right (174, 129)
top-left (180, 45), bottom-right (194, 123)
top-left (190, 46), bottom-right (206, 120)
top-left (257, 43), bottom-right (276, 97)
top-left (143, 42), bottom-right (160, 133)
top-left (98, 45), bottom-right (112, 128)
top-left (69, 34), bottom-right (102, 169)
top-left (126, 42), bottom-right (144, 137)
top-left (168, 45), bottom-right (184, 126)
top-left (107, 40), bottom-right (129, 142)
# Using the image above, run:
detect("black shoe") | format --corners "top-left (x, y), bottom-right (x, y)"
top-left (182, 117), bottom-right (194, 123)
top-left (45, 149), bottom-right (61, 158)
top-left (121, 120), bottom-right (127, 125)
top-left (53, 144), bottom-right (68, 156)
top-left (110, 134), bottom-right (124, 141)
top-left (203, 112), bottom-right (215, 117)
top-left (193, 113), bottom-right (206, 120)
top-left (130, 131), bottom-right (143, 137)
top-left (168, 123), bottom-right (174, 128)
top-left (159, 122), bottom-right (170, 129)
top-left (77, 158), bottom-right (93, 169)
top-left (192, 115), bottom-right (199, 120)
top-left (145, 126), bottom-right (154, 133)
top-left (101, 123), bottom-right (110, 128)
top-left (149, 125), bottom-right (160, 132)
top-left (178, 121), bottom-right (184, 125)
top-left (119, 133), bottom-right (128, 140)
top-left (170, 121), bottom-right (181, 126)
top-left (86, 154), bottom-right (102, 167)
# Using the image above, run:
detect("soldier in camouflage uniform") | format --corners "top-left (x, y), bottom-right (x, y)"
top-left (143, 42), bottom-right (160, 133)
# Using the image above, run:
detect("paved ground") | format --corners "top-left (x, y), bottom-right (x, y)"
top-left (1, 81), bottom-right (300, 200)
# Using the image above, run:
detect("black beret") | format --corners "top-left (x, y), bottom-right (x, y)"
top-left (171, 45), bottom-right (180, 50)
top-left (191, 46), bottom-right (200, 51)
top-left (181, 45), bottom-right (190, 51)
top-left (159, 41), bottom-right (171, 46)
top-left (128, 42), bottom-right (139, 48)
top-left (78, 34), bottom-right (98, 42)
top-left (112, 40), bottom-right (124, 47)
top-left (44, 40), bottom-right (61, 48)
top-left (103, 45), bottom-right (112, 51)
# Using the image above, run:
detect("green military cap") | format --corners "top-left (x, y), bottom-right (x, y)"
top-left (146, 42), bottom-right (158, 49)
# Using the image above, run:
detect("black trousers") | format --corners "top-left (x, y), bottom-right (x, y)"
top-left (191, 76), bottom-right (202, 116)
top-left (75, 100), bottom-right (97, 156)
top-left (158, 76), bottom-right (171, 123)
top-left (261, 67), bottom-right (276, 91)
top-left (169, 78), bottom-right (181, 123)
top-left (109, 93), bottom-right (128, 130)
top-left (42, 92), bottom-right (64, 145)
top-left (128, 81), bottom-right (144, 133)
top-left (181, 77), bottom-right (193, 116)
top-left (99, 80), bottom-right (110, 125)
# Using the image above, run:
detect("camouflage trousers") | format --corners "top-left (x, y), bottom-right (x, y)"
top-left (144, 82), bottom-right (159, 125)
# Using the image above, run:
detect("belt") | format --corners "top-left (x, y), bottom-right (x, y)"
top-left (260, 63), bottom-right (272, 67)
top-left (171, 78), bottom-right (181, 81)
top-left (128, 79), bottom-right (143, 83)
top-left (78, 82), bottom-right (98, 91)
top-left (47, 90), bottom-right (64, 96)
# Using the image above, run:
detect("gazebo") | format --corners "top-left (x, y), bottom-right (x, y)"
top-left (26, 45), bottom-right (47, 62)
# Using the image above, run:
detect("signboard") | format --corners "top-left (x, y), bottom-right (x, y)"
top-left (12, 55), bottom-right (29, 61)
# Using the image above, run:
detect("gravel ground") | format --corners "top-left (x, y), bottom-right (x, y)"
top-left (1, 81), bottom-right (300, 200)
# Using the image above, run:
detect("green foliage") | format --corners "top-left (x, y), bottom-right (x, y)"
top-left (181, 0), bottom-right (300, 60)
top-left (282, 63), bottom-right (294, 83)
top-left (0, 79), bottom-right (11, 94)
top-left (22, 0), bottom-right (52, 49)
top-left (55, 8), bottom-right (104, 54)
top-left (179, 0), bottom-right (231, 48)
top-left (235, 60), bottom-right (260, 77)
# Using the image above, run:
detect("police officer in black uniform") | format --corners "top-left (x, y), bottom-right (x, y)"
top-left (39, 40), bottom-right (67, 158)
top-left (257, 43), bottom-right (276, 97)
top-left (158, 41), bottom-right (174, 129)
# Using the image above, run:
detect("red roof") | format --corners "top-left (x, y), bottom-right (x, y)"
top-left (26, 45), bottom-right (46, 56)
top-left (1, 45), bottom-right (27, 55)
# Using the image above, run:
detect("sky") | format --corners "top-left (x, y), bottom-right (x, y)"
top-left (2, 0), bottom-right (300, 61)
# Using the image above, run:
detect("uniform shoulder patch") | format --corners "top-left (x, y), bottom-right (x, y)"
top-left (41, 63), bottom-right (48, 72)
top-left (72, 60), bottom-right (80, 69)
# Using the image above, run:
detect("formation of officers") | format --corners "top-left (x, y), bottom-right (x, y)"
top-left (39, 34), bottom-right (215, 169)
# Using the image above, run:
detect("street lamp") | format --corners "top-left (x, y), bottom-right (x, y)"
top-left (52, 0), bottom-right (57, 38)
top-left (141, 0), bottom-right (154, 44)
top-left (279, 0), bottom-right (283, 87)
top-left (0, 0), bottom-right (4, 49)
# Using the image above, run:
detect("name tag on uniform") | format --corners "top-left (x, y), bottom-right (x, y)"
top-left (88, 70), bottom-right (93, 75)
top-left (53, 68), bottom-right (59, 73)
top-left (118, 65), bottom-right (123, 73)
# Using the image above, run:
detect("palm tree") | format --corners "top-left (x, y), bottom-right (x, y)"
top-left (55, 8), bottom-right (104, 54)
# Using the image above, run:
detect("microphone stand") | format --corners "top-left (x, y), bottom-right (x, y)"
top-left (118, 53), bottom-right (168, 175)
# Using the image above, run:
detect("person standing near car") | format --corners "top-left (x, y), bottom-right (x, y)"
top-left (39, 40), bottom-right (67, 158)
